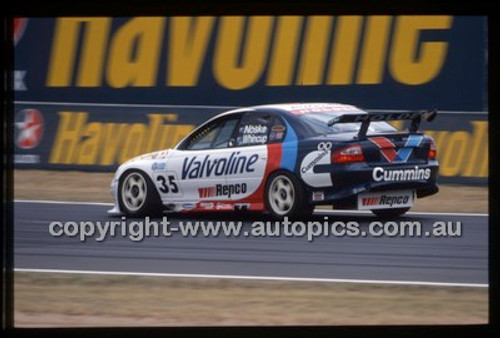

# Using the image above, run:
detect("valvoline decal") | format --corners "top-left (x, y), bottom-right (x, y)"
top-left (181, 152), bottom-right (259, 179)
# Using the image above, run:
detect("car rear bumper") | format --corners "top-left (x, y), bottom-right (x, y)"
top-left (307, 161), bottom-right (439, 208)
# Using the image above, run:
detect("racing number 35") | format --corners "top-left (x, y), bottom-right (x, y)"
top-left (156, 174), bottom-right (179, 194)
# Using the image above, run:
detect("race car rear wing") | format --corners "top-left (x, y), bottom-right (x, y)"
top-left (327, 109), bottom-right (437, 138)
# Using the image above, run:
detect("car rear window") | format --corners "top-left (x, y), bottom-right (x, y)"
top-left (298, 112), bottom-right (397, 136)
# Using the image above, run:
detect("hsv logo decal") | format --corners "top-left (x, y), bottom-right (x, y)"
top-left (15, 109), bottom-right (44, 149)
top-left (369, 135), bottom-right (423, 162)
top-left (14, 17), bottom-right (28, 45)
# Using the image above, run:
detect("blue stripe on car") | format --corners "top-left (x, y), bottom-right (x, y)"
top-left (280, 120), bottom-right (298, 171)
top-left (395, 135), bottom-right (423, 162)
top-left (405, 135), bottom-right (423, 147)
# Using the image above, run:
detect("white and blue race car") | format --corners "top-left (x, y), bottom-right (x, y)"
top-left (109, 103), bottom-right (439, 218)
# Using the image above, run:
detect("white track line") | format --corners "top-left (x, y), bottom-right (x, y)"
top-left (14, 199), bottom-right (488, 217)
top-left (14, 268), bottom-right (487, 288)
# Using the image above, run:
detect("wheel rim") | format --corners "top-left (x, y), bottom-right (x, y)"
top-left (268, 175), bottom-right (295, 216)
top-left (121, 172), bottom-right (147, 212)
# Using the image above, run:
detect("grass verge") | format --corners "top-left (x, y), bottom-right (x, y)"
top-left (15, 272), bottom-right (487, 327)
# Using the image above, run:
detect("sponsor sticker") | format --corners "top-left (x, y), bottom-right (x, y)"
top-left (182, 152), bottom-right (259, 179)
top-left (269, 130), bottom-right (284, 141)
top-left (317, 142), bottom-right (332, 150)
top-left (299, 143), bottom-right (333, 187)
top-left (312, 191), bottom-right (325, 201)
top-left (358, 190), bottom-right (414, 210)
top-left (271, 125), bottom-right (286, 132)
top-left (372, 166), bottom-right (431, 182)
top-left (235, 203), bottom-right (251, 210)
top-left (183, 203), bottom-right (196, 210)
top-left (215, 203), bottom-right (233, 210)
top-left (198, 183), bottom-right (247, 199)
top-left (300, 143), bottom-right (331, 174)
top-left (290, 103), bottom-right (359, 115)
top-left (199, 202), bottom-right (214, 210)
top-left (151, 162), bottom-right (166, 171)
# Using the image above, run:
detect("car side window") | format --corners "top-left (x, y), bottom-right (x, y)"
top-left (186, 118), bottom-right (238, 150)
top-left (235, 114), bottom-right (274, 147)
top-left (213, 119), bottom-right (238, 149)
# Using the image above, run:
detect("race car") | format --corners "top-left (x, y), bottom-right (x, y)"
top-left (108, 103), bottom-right (439, 218)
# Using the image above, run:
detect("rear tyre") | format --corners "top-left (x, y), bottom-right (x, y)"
top-left (265, 171), bottom-right (313, 220)
top-left (118, 170), bottom-right (163, 217)
top-left (371, 207), bottom-right (410, 218)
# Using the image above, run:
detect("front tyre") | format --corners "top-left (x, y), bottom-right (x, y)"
top-left (371, 207), bottom-right (410, 218)
top-left (118, 170), bottom-right (162, 217)
top-left (265, 171), bottom-right (313, 220)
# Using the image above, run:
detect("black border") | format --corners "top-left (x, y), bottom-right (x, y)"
top-left (3, 14), bottom-right (15, 333)
top-left (4, 0), bottom-right (498, 337)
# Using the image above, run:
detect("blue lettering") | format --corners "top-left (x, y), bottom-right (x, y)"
top-left (181, 157), bottom-right (196, 179)
top-left (246, 154), bottom-right (258, 172)
top-left (181, 152), bottom-right (259, 179)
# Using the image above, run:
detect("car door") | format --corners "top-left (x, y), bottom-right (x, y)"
top-left (161, 115), bottom-right (241, 207)
top-left (224, 112), bottom-right (275, 204)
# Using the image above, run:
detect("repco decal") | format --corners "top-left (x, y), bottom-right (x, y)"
top-left (361, 195), bottom-right (409, 206)
top-left (198, 183), bottom-right (248, 199)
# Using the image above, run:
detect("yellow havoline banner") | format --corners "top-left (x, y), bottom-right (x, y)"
top-left (15, 16), bottom-right (486, 110)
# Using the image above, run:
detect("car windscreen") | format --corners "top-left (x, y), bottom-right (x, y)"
top-left (298, 112), bottom-right (397, 136)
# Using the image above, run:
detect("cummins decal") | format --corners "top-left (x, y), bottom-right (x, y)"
top-left (300, 142), bottom-right (333, 187)
top-left (372, 166), bottom-right (431, 182)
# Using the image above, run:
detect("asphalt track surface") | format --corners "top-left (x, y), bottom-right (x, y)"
top-left (14, 201), bottom-right (488, 285)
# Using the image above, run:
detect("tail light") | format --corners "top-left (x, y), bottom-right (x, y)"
top-left (332, 145), bottom-right (365, 164)
top-left (428, 140), bottom-right (437, 159)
